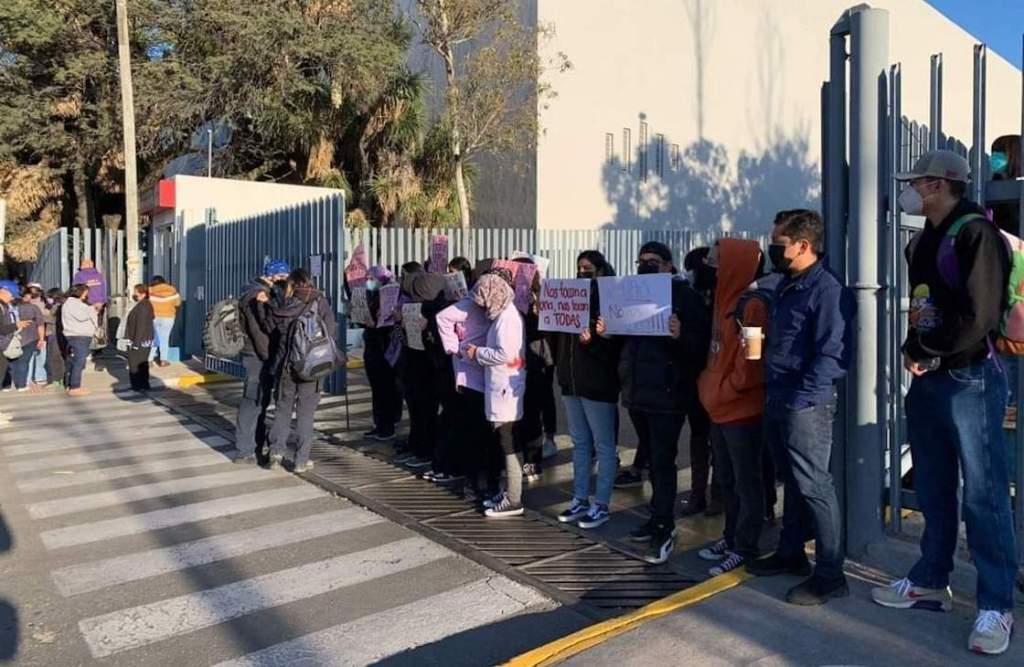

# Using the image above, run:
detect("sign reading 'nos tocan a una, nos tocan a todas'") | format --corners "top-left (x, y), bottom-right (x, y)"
top-left (538, 279), bottom-right (591, 334)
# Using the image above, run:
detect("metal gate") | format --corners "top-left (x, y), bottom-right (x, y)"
top-left (824, 5), bottom-right (1024, 559)
top-left (203, 195), bottom-right (347, 394)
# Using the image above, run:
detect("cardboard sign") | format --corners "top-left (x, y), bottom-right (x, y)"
top-left (538, 279), bottom-right (591, 334)
top-left (430, 235), bottom-right (449, 273)
top-left (512, 251), bottom-right (550, 279)
top-left (513, 262), bottom-right (538, 314)
top-left (309, 254), bottom-right (323, 278)
top-left (377, 284), bottom-right (400, 327)
top-left (444, 272), bottom-right (468, 301)
top-left (598, 274), bottom-right (672, 336)
top-left (385, 329), bottom-right (402, 367)
top-left (349, 286), bottom-right (370, 326)
top-left (402, 303), bottom-right (425, 350)
top-left (345, 244), bottom-right (368, 287)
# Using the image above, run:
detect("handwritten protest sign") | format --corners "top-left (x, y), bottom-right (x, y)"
top-left (430, 235), bottom-right (449, 273)
top-left (538, 279), bottom-right (591, 334)
top-left (345, 244), bottom-right (368, 287)
top-left (377, 284), bottom-right (399, 327)
top-left (512, 251), bottom-right (550, 279)
top-left (402, 303), bottom-right (425, 350)
top-left (598, 274), bottom-right (672, 336)
top-left (444, 272), bottom-right (468, 301)
top-left (349, 286), bottom-right (370, 326)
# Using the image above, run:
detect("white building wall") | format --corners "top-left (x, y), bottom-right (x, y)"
top-left (535, 0), bottom-right (1022, 232)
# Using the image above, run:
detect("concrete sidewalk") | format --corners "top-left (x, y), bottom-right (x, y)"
top-left (561, 569), bottom-right (1024, 666)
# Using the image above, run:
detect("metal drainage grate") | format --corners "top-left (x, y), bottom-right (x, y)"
top-left (424, 513), bottom-right (593, 566)
top-left (308, 448), bottom-right (411, 487)
top-left (522, 544), bottom-right (696, 609)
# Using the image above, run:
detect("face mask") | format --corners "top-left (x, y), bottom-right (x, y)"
top-left (577, 270), bottom-right (594, 280)
top-left (768, 244), bottom-right (792, 274)
top-left (696, 268), bottom-right (717, 293)
top-left (898, 185), bottom-right (924, 215)
top-left (991, 151), bottom-right (1009, 174)
top-left (366, 279), bottom-right (379, 291)
top-left (637, 261), bottom-right (661, 275)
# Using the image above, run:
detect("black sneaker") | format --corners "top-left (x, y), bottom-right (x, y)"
top-left (786, 575), bottom-right (850, 606)
top-left (746, 552), bottom-right (813, 578)
top-left (363, 427), bottom-right (381, 438)
top-left (643, 532), bottom-right (675, 564)
top-left (372, 429), bottom-right (396, 442)
top-left (629, 521), bottom-right (678, 543)
top-left (484, 493), bottom-right (524, 518)
top-left (614, 469), bottom-right (644, 489)
top-left (431, 473), bottom-right (464, 485)
top-left (406, 456), bottom-right (432, 469)
top-left (392, 452), bottom-right (416, 465)
top-left (522, 463), bottom-right (542, 483)
top-left (708, 551), bottom-right (746, 577)
top-left (679, 494), bottom-right (707, 516)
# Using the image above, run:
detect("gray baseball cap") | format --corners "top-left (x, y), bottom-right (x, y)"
top-left (895, 149), bottom-right (970, 183)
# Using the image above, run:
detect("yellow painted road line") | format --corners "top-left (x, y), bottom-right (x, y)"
top-left (175, 372), bottom-right (235, 388)
top-left (503, 569), bottom-right (753, 667)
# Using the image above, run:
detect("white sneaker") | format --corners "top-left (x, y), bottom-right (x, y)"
top-left (870, 577), bottom-right (952, 612)
top-left (969, 610), bottom-right (1013, 655)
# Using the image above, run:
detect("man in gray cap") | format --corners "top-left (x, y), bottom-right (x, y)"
top-left (870, 149), bottom-right (1017, 656)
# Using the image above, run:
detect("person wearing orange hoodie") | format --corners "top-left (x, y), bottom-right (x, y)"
top-left (696, 238), bottom-right (768, 577)
top-left (148, 276), bottom-right (181, 366)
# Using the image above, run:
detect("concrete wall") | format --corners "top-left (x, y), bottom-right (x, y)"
top-left (535, 0), bottom-right (1022, 232)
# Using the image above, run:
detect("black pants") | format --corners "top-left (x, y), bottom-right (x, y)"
top-left (432, 368), bottom-right (459, 474)
top-left (454, 389), bottom-right (496, 488)
top-left (402, 353), bottom-right (439, 459)
top-left (540, 365), bottom-right (557, 436)
top-left (126, 346), bottom-right (152, 391)
top-left (364, 330), bottom-right (401, 432)
top-left (711, 422), bottom-right (765, 558)
top-left (236, 353), bottom-right (272, 458)
top-left (0, 355), bottom-right (8, 389)
top-left (633, 410), bottom-right (686, 531)
top-left (631, 404), bottom-right (718, 502)
top-left (269, 374), bottom-right (321, 466)
top-left (46, 334), bottom-right (65, 383)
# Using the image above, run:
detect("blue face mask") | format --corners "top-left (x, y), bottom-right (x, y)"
top-left (365, 279), bottom-right (379, 291)
top-left (991, 151), bottom-right (1009, 174)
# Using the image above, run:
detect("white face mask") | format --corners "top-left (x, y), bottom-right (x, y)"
top-left (899, 185), bottom-right (924, 215)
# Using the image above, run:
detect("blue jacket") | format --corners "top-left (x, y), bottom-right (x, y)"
top-left (764, 260), bottom-right (854, 410)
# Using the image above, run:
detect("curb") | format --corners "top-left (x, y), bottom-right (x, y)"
top-left (501, 569), bottom-right (752, 667)
top-left (157, 372), bottom-right (236, 389)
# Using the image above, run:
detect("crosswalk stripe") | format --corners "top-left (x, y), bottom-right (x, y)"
top-left (1, 423), bottom-right (206, 457)
top-left (2, 422), bottom-right (204, 454)
top-left (51, 507), bottom-right (385, 596)
top-left (10, 413), bottom-right (186, 440)
top-left (211, 577), bottom-right (549, 667)
top-left (27, 468), bottom-right (275, 519)
top-left (78, 536), bottom-right (449, 658)
top-left (17, 452), bottom-right (233, 493)
top-left (1, 403), bottom-right (162, 425)
top-left (40, 485), bottom-right (324, 550)
top-left (7, 435), bottom-right (230, 473)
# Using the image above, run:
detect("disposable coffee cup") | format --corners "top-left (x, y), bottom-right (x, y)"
top-left (742, 327), bottom-right (764, 360)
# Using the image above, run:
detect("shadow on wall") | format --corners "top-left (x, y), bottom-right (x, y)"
top-left (601, 130), bottom-right (821, 236)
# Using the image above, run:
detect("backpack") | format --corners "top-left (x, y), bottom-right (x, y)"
top-left (909, 212), bottom-right (1024, 356)
top-left (203, 298), bottom-right (245, 359)
top-left (287, 297), bottom-right (342, 382)
top-left (730, 273), bottom-right (780, 334)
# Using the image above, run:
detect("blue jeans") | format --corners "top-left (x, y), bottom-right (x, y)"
top-left (150, 317), bottom-right (175, 362)
top-left (65, 336), bottom-right (92, 389)
top-left (563, 396), bottom-right (619, 506)
top-left (906, 357), bottom-right (1017, 611)
top-left (766, 395), bottom-right (844, 580)
top-left (29, 342), bottom-right (47, 384)
top-left (9, 348), bottom-right (32, 389)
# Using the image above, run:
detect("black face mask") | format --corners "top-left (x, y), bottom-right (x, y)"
top-left (637, 261), bottom-right (661, 275)
top-left (694, 267), bottom-right (717, 294)
top-left (577, 270), bottom-right (594, 280)
top-left (768, 244), bottom-right (792, 274)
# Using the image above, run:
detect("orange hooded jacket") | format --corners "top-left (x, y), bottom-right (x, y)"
top-left (697, 238), bottom-right (768, 425)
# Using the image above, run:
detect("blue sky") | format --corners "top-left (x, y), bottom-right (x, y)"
top-left (926, 0), bottom-right (1023, 69)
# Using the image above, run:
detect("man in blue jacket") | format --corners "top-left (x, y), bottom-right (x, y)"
top-left (747, 209), bottom-right (855, 606)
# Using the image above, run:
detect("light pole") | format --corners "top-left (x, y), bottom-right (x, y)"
top-left (115, 0), bottom-right (141, 292)
top-left (207, 129), bottom-right (213, 177)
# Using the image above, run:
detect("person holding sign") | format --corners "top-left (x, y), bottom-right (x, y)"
top-left (463, 270), bottom-right (527, 518)
top-left (747, 209), bottom-right (854, 608)
top-left (696, 239), bottom-right (769, 578)
top-left (551, 251), bottom-right (622, 530)
top-left (362, 266), bottom-right (402, 442)
top-left (618, 242), bottom-right (710, 564)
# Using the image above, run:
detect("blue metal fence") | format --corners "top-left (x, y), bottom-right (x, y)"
top-left (29, 228), bottom-right (126, 294)
top-left (203, 195), bottom-right (347, 394)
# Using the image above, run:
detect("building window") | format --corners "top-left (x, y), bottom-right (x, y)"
top-left (656, 134), bottom-right (665, 178)
top-left (622, 128), bottom-right (631, 173)
top-left (639, 121), bottom-right (648, 181)
top-left (671, 144), bottom-right (680, 171)
top-left (605, 133), bottom-right (615, 163)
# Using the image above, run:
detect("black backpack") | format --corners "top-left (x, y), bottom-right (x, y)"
top-left (203, 298), bottom-right (245, 358)
top-left (287, 296), bottom-right (342, 382)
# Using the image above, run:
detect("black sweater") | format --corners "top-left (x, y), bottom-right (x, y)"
top-left (903, 199), bottom-right (1009, 370)
top-left (125, 299), bottom-right (155, 346)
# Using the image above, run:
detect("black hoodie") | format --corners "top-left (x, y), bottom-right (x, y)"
top-left (552, 282), bottom-right (620, 403)
top-left (240, 278), bottom-right (273, 360)
top-left (267, 285), bottom-right (337, 376)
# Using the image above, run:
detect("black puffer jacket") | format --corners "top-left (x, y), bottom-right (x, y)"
top-left (240, 278), bottom-right (272, 360)
top-left (618, 277), bottom-right (710, 414)
top-left (552, 282), bottom-right (620, 403)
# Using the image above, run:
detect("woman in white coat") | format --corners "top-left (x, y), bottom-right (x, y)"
top-left (463, 269), bottom-right (527, 517)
